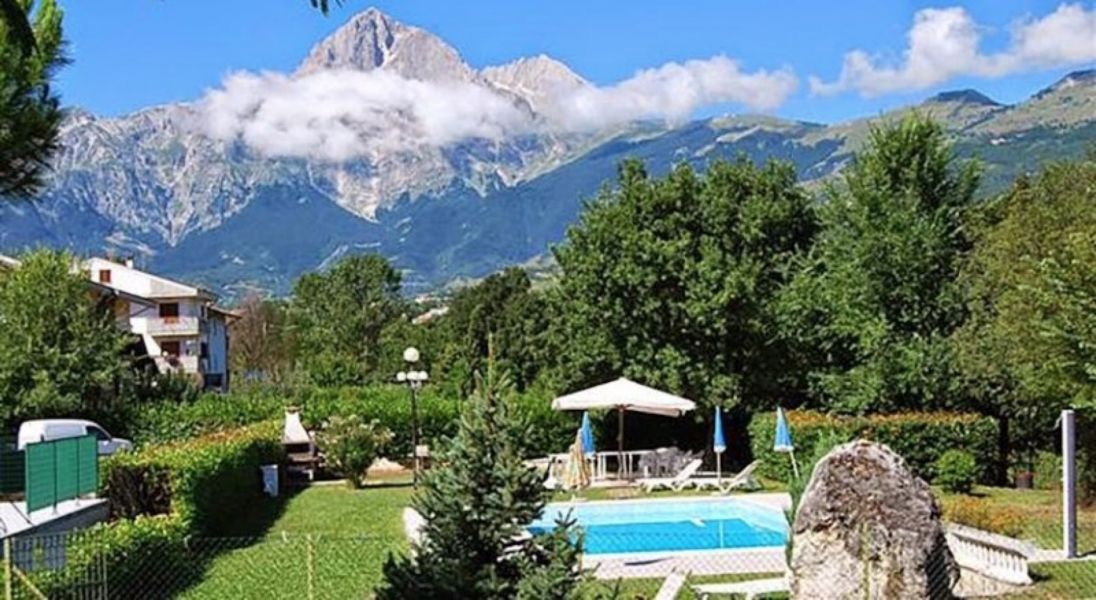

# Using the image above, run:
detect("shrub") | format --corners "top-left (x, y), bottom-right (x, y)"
top-left (125, 384), bottom-right (575, 459)
top-left (1033, 450), bottom-right (1061, 490)
top-left (1079, 405), bottom-right (1096, 502)
top-left (295, 386), bottom-right (459, 459)
top-left (944, 496), bottom-right (1025, 538)
top-left (27, 515), bottom-right (190, 599)
top-left (316, 415), bottom-right (393, 488)
top-left (102, 422), bottom-right (282, 534)
top-left (748, 410), bottom-right (998, 484)
top-left (935, 449), bottom-right (978, 494)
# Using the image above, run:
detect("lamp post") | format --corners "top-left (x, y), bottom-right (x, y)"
top-left (397, 347), bottom-right (428, 486)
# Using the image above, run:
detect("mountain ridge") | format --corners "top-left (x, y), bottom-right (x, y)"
top-left (2, 9), bottom-right (1093, 299)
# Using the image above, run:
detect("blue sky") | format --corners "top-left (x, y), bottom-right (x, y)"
top-left (57, 0), bottom-right (1094, 124)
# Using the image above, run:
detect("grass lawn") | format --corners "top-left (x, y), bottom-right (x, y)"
top-left (938, 485), bottom-right (1096, 555)
top-left (582, 573), bottom-right (787, 599)
top-left (1021, 561), bottom-right (1096, 599)
top-left (175, 477), bottom-right (1096, 599)
top-left (180, 480), bottom-right (413, 599)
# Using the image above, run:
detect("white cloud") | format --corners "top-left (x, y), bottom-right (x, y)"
top-left (197, 69), bottom-right (532, 162)
top-left (543, 56), bottom-right (798, 131)
top-left (195, 56), bottom-right (798, 162)
top-left (811, 3), bottom-right (1096, 96)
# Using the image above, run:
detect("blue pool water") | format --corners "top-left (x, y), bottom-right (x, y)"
top-left (529, 498), bottom-right (788, 555)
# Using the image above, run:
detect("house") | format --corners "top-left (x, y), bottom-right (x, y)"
top-left (84, 257), bottom-right (233, 391)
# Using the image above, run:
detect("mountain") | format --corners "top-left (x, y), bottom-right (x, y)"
top-left (296, 8), bottom-right (474, 81)
top-left (2, 11), bottom-right (1093, 299)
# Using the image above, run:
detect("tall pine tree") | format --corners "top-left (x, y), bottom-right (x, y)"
top-left (378, 363), bottom-right (583, 599)
top-left (0, 0), bottom-right (66, 199)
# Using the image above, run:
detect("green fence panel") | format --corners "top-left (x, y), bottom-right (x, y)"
top-left (25, 441), bottom-right (56, 512)
top-left (24, 435), bottom-right (98, 512)
top-left (55, 437), bottom-right (79, 502)
top-left (0, 437), bottom-right (25, 494)
top-left (77, 436), bottom-right (97, 495)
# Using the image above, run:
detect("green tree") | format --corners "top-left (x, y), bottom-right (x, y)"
top-left (551, 158), bottom-right (817, 408)
top-left (953, 159), bottom-right (1096, 468)
top-left (378, 365), bottom-right (583, 599)
top-left (0, 0), bottom-right (344, 198)
top-left (0, 0), bottom-right (65, 198)
top-left (230, 293), bottom-right (295, 383)
top-left (781, 114), bottom-right (978, 413)
top-left (289, 254), bottom-right (404, 386)
top-left (0, 249), bottom-right (131, 425)
top-left (434, 268), bottom-right (551, 395)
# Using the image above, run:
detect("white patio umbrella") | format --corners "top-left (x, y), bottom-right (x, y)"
top-left (551, 378), bottom-right (696, 476)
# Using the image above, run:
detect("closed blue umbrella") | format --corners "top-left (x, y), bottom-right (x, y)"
top-left (773, 407), bottom-right (793, 452)
top-left (774, 407), bottom-right (800, 479)
top-left (713, 406), bottom-right (726, 483)
top-left (713, 407), bottom-right (726, 453)
top-left (580, 411), bottom-right (596, 456)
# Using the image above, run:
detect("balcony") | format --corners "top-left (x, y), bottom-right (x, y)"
top-left (145, 315), bottom-right (201, 336)
top-left (155, 355), bottom-right (201, 374)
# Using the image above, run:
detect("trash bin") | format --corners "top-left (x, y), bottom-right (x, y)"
top-left (261, 464), bottom-right (279, 498)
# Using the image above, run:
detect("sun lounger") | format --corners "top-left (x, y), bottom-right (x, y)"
top-left (653, 569), bottom-right (689, 600)
top-left (637, 458), bottom-right (703, 492)
top-left (691, 575), bottom-right (788, 599)
top-left (681, 460), bottom-right (763, 493)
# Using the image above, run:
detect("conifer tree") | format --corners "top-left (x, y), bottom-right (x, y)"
top-left (378, 363), bottom-right (583, 599)
top-left (0, 0), bottom-right (66, 199)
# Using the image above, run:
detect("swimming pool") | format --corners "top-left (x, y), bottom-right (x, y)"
top-left (529, 497), bottom-right (788, 555)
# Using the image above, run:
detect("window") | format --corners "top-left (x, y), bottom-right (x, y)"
top-left (98, 269), bottom-right (111, 283)
top-left (45, 424), bottom-right (84, 440)
top-left (160, 341), bottom-right (181, 357)
top-left (200, 342), bottom-right (209, 359)
top-left (159, 303), bottom-right (179, 319)
top-left (88, 427), bottom-right (112, 442)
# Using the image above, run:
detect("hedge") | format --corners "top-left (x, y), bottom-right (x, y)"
top-left (103, 422), bottom-right (283, 534)
top-left (18, 515), bottom-right (188, 599)
top-left (748, 411), bottom-right (999, 484)
top-left (19, 424), bottom-right (281, 598)
top-left (127, 385), bottom-right (576, 459)
top-left (125, 391), bottom-right (282, 445)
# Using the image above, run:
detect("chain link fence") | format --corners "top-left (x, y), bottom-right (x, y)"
top-left (0, 528), bottom-right (1093, 598)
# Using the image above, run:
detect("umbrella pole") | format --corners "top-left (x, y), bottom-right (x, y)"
top-left (617, 407), bottom-right (624, 480)
top-left (790, 450), bottom-right (800, 480)
top-left (716, 452), bottom-right (722, 485)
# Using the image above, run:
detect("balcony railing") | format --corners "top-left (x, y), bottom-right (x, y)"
top-left (146, 316), bottom-right (201, 336)
top-left (155, 355), bottom-right (200, 374)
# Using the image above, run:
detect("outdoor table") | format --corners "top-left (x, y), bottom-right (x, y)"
top-left (593, 449), bottom-right (656, 480)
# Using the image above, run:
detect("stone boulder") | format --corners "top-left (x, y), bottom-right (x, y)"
top-left (790, 440), bottom-right (958, 599)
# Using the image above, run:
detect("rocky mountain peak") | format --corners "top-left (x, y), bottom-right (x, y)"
top-left (1038, 68), bottom-right (1096, 96)
top-left (925, 89), bottom-right (1001, 107)
top-left (481, 54), bottom-right (588, 110)
top-left (295, 7), bottom-right (473, 82)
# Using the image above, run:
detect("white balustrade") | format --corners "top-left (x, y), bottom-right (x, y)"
top-left (946, 523), bottom-right (1035, 586)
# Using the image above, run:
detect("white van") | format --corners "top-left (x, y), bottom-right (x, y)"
top-left (17, 419), bottom-right (133, 455)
